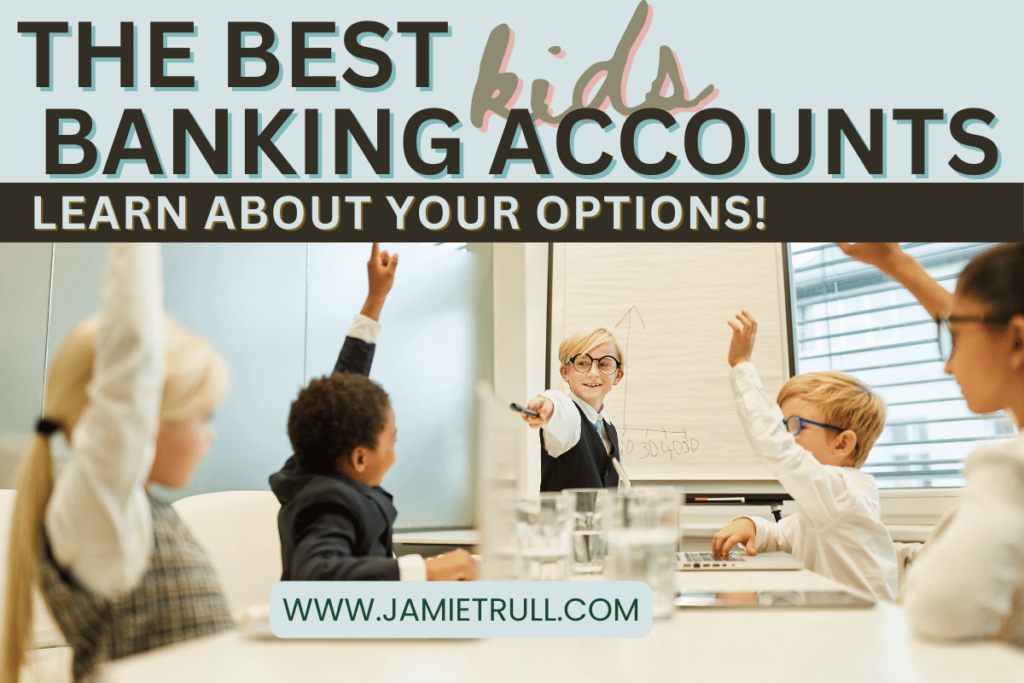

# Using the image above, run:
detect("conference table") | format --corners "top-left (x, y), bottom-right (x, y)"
top-left (96, 568), bottom-right (1024, 683)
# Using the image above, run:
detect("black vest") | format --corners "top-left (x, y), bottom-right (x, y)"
top-left (540, 401), bottom-right (619, 491)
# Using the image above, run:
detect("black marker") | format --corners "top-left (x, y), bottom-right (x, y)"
top-left (509, 403), bottom-right (540, 417)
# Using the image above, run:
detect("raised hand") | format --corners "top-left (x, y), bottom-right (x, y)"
top-left (727, 310), bottom-right (757, 367)
top-left (362, 243), bottom-right (399, 321)
top-left (835, 243), bottom-right (904, 271)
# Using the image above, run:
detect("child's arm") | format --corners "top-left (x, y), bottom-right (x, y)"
top-left (290, 513), bottom-right (477, 581)
top-left (333, 243), bottom-right (398, 377)
top-left (903, 447), bottom-right (1024, 641)
top-left (837, 243), bottom-right (952, 319)
top-left (522, 391), bottom-right (583, 457)
top-left (359, 242), bottom-right (397, 322)
top-left (712, 515), bottom-right (795, 556)
top-left (291, 512), bottom-right (405, 581)
top-left (45, 244), bottom-right (164, 597)
top-left (727, 312), bottom-right (862, 529)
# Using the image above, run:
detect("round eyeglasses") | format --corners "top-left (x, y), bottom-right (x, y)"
top-left (568, 354), bottom-right (621, 376)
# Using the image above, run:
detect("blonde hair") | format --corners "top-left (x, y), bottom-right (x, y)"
top-left (777, 372), bottom-right (885, 468)
top-left (557, 328), bottom-right (625, 367)
top-left (2, 316), bottom-right (228, 683)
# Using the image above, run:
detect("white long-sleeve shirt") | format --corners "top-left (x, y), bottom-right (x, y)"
top-left (729, 362), bottom-right (899, 601)
top-left (43, 246), bottom-right (424, 593)
top-left (45, 244), bottom-right (165, 598)
top-left (539, 389), bottom-right (620, 459)
top-left (902, 433), bottom-right (1024, 644)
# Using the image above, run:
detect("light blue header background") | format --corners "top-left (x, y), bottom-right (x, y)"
top-left (1, 0), bottom-right (1018, 182)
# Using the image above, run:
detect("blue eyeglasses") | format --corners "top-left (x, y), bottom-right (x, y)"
top-left (782, 416), bottom-right (843, 436)
top-left (782, 416), bottom-right (859, 450)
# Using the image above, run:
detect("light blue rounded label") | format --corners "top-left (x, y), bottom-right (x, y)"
top-left (269, 581), bottom-right (653, 638)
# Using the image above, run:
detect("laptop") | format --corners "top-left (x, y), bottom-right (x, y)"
top-left (677, 550), bottom-right (803, 571)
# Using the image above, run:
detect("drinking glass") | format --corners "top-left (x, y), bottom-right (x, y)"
top-left (606, 487), bottom-right (683, 618)
top-left (514, 492), bottom-right (573, 581)
top-left (564, 488), bottom-right (609, 578)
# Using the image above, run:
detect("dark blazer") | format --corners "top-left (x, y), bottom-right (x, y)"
top-left (540, 401), bottom-right (620, 491)
top-left (270, 334), bottom-right (404, 581)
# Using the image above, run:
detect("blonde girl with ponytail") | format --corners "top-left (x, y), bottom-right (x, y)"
top-left (3, 244), bottom-right (234, 683)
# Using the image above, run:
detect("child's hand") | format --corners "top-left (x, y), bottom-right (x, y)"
top-left (727, 310), bottom-right (757, 367)
top-left (521, 396), bottom-right (554, 428)
top-left (361, 243), bottom-right (399, 320)
top-left (368, 242), bottom-right (398, 300)
top-left (836, 242), bottom-right (904, 271)
top-left (711, 518), bottom-right (758, 557)
top-left (425, 548), bottom-right (478, 581)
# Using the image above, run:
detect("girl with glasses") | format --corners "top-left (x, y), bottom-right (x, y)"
top-left (839, 242), bottom-right (1024, 645)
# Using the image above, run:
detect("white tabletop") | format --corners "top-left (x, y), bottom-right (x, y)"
top-left (392, 529), bottom-right (480, 546)
top-left (98, 569), bottom-right (1024, 683)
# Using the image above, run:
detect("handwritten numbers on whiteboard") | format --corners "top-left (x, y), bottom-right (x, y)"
top-left (623, 429), bottom-right (699, 460)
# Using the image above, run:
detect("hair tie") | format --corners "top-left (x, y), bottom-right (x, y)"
top-left (35, 418), bottom-right (62, 437)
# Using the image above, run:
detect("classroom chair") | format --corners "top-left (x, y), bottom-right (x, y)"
top-left (172, 490), bottom-right (283, 615)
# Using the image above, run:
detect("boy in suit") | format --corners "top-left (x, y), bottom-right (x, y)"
top-left (712, 310), bottom-right (898, 601)
top-left (522, 328), bottom-right (625, 491)
top-left (270, 244), bottom-right (476, 581)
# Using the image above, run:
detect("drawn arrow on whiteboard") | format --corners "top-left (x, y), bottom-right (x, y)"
top-left (615, 306), bottom-right (645, 430)
top-left (615, 306), bottom-right (646, 331)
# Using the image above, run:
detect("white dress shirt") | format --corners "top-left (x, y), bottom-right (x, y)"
top-left (902, 433), bottom-right (1024, 644)
top-left (539, 389), bottom-right (619, 458)
top-left (44, 246), bottom-right (424, 593)
top-left (729, 362), bottom-right (899, 601)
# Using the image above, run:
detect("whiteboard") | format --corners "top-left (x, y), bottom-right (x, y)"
top-left (558, 243), bottom-right (790, 480)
